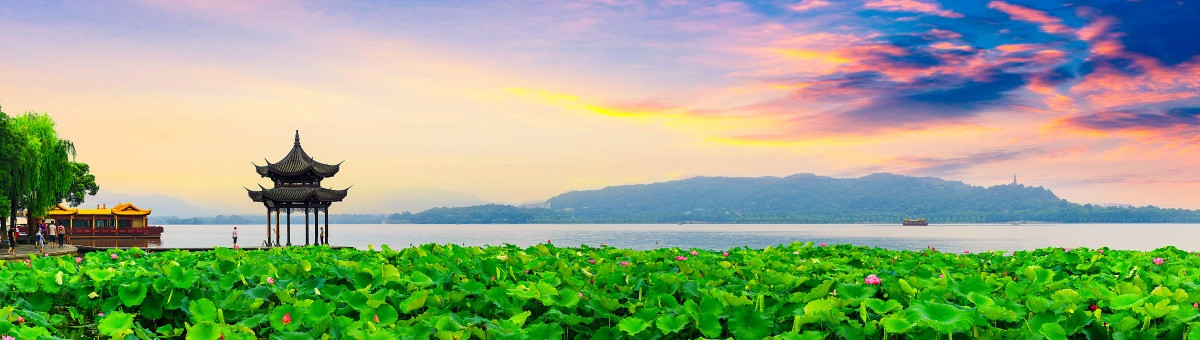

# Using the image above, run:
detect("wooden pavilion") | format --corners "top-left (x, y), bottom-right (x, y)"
top-left (247, 131), bottom-right (348, 246)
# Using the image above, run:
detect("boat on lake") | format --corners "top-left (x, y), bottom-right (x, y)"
top-left (902, 218), bottom-right (928, 226)
top-left (34, 203), bottom-right (163, 238)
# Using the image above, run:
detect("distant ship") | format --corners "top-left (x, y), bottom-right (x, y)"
top-left (902, 218), bottom-right (928, 226)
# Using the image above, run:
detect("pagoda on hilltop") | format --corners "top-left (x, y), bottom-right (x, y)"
top-left (247, 131), bottom-right (349, 246)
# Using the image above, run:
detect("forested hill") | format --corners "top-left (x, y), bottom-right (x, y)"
top-left (394, 173), bottom-right (1200, 224)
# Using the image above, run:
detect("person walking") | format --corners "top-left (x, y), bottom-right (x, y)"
top-left (232, 226), bottom-right (238, 247)
top-left (57, 224), bottom-right (66, 248)
top-left (6, 227), bottom-right (14, 255)
top-left (35, 225), bottom-right (45, 254)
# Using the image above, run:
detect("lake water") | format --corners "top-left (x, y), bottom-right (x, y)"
top-left (78, 223), bottom-right (1200, 253)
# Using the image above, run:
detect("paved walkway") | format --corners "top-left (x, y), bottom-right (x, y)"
top-left (0, 243), bottom-right (78, 261)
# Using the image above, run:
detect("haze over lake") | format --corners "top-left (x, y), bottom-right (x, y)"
top-left (127, 224), bottom-right (1200, 253)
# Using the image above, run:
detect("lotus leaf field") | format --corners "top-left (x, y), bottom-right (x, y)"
top-left (2, 243), bottom-right (1200, 339)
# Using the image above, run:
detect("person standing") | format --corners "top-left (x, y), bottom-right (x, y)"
top-left (232, 226), bottom-right (238, 247)
top-left (57, 224), bottom-right (66, 248)
top-left (47, 222), bottom-right (57, 248)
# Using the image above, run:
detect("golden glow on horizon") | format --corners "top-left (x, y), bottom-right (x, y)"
top-left (1, 1), bottom-right (1198, 212)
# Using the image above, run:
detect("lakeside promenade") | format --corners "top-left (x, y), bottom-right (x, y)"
top-left (0, 244), bottom-right (77, 261)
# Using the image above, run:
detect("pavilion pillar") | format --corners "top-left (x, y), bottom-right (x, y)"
top-left (286, 208), bottom-right (292, 246)
top-left (324, 206), bottom-right (329, 245)
top-left (304, 207), bottom-right (310, 246)
top-left (266, 209), bottom-right (271, 246)
top-left (315, 208), bottom-right (321, 245)
top-left (274, 209), bottom-right (281, 247)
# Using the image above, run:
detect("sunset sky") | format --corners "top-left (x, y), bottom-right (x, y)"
top-left (2, 1), bottom-right (1199, 213)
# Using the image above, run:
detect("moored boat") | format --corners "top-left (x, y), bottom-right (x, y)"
top-left (902, 218), bottom-right (928, 226)
top-left (36, 202), bottom-right (163, 238)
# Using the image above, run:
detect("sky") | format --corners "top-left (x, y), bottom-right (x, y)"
top-left (1, 0), bottom-right (1199, 213)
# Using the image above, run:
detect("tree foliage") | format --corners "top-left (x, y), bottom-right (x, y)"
top-left (0, 107), bottom-right (98, 236)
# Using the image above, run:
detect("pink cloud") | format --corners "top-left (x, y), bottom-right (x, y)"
top-left (864, 0), bottom-right (963, 18)
top-left (987, 1), bottom-right (1073, 36)
top-left (790, 0), bottom-right (831, 12)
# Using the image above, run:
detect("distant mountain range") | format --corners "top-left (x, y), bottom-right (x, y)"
top-left (393, 173), bottom-right (1200, 224)
top-left (81, 191), bottom-right (223, 218)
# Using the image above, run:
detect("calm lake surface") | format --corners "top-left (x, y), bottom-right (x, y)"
top-left (104, 223), bottom-right (1200, 253)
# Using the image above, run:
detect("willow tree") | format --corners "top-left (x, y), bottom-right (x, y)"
top-left (0, 109), bottom-right (14, 235)
top-left (1, 110), bottom-right (92, 239)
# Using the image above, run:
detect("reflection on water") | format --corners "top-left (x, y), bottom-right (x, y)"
top-left (154, 223), bottom-right (1200, 253)
top-left (70, 238), bottom-right (161, 248)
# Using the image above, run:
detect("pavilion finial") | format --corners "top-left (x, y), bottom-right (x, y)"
top-left (294, 130), bottom-right (301, 147)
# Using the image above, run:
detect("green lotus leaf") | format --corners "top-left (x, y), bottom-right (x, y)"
top-left (1039, 321), bottom-right (1067, 340)
top-left (908, 300), bottom-right (974, 334)
top-left (118, 281), bottom-right (149, 307)
top-left (728, 307), bottom-right (773, 339)
top-left (864, 298), bottom-right (904, 314)
top-left (85, 268), bottom-right (117, 282)
top-left (617, 316), bottom-right (651, 336)
top-left (655, 314), bottom-right (688, 334)
top-left (1109, 294), bottom-right (1145, 310)
top-left (185, 321), bottom-right (221, 340)
top-left (1022, 266), bottom-right (1056, 286)
top-left (189, 298), bottom-right (218, 323)
top-left (525, 323), bottom-right (564, 339)
top-left (97, 311), bottom-right (135, 338)
top-left (880, 315), bottom-right (912, 334)
top-left (1051, 289), bottom-right (1083, 306)
top-left (408, 271), bottom-right (434, 288)
top-left (836, 283), bottom-right (877, 302)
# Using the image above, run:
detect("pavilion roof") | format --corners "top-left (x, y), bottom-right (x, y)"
top-left (247, 186), bottom-right (349, 203)
top-left (254, 131), bottom-right (341, 178)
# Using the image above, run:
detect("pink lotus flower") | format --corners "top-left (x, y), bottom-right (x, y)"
top-left (587, 259), bottom-right (595, 264)
top-left (722, 251), bottom-right (729, 257)
top-left (819, 243), bottom-right (826, 247)
top-left (864, 274), bottom-right (882, 285)
top-left (1153, 257), bottom-right (1164, 265)
top-left (619, 261), bottom-right (629, 266)
top-left (16, 316), bottom-right (23, 324)
top-left (675, 256), bottom-right (687, 261)
top-left (281, 312), bottom-right (292, 325)
top-left (963, 250), bottom-right (971, 254)
top-left (1063, 248), bottom-right (1072, 252)
top-left (939, 274), bottom-right (945, 278)
top-left (689, 250), bottom-right (698, 256)
top-left (1194, 302), bottom-right (1198, 309)
top-left (75, 257), bottom-right (83, 264)
top-left (234, 245), bottom-right (240, 250)
top-left (267, 277), bottom-right (275, 284)
top-left (110, 253), bottom-right (118, 260)
top-left (3, 335), bottom-right (14, 340)
top-left (97, 312), bottom-right (104, 317)
top-left (373, 314), bottom-right (379, 323)
top-left (1090, 304), bottom-right (1098, 311)
top-left (546, 239), bottom-right (551, 244)
top-left (1099, 249), bottom-right (1104, 254)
